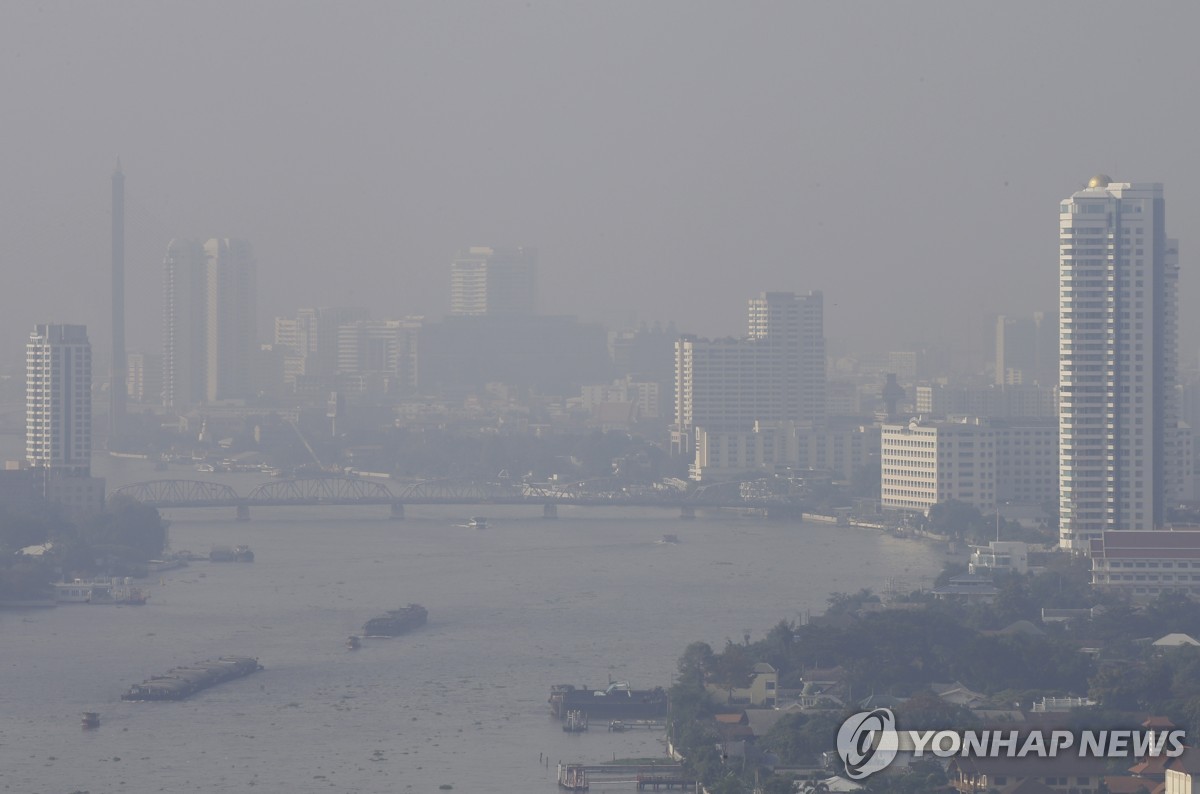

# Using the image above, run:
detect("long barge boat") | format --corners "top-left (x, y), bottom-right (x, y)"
top-left (121, 656), bottom-right (262, 701)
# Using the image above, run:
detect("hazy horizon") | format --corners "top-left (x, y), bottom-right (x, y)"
top-left (4, 2), bottom-right (1199, 373)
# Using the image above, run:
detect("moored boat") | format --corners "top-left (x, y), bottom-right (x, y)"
top-left (549, 681), bottom-right (668, 719)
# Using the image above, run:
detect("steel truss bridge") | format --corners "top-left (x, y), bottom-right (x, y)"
top-left (111, 477), bottom-right (805, 520)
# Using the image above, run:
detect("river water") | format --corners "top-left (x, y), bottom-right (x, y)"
top-left (0, 456), bottom-right (946, 793)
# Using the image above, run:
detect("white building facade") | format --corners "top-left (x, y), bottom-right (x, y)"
top-left (26, 324), bottom-right (92, 473)
top-left (1058, 177), bottom-right (1189, 551)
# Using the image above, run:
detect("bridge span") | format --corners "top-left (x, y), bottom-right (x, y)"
top-left (111, 477), bottom-right (805, 520)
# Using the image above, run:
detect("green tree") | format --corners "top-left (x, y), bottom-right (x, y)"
top-left (82, 496), bottom-right (168, 561)
top-left (678, 641), bottom-right (716, 686)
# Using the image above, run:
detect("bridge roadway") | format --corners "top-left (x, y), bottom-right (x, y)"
top-left (111, 477), bottom-right (805, 520)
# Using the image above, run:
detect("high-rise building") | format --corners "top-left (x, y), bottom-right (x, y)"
top-left (204, 238), bottom-right (257, 402)
top-left (747, 291), bottom-right (826, 427)
top-left (26, 324), bottom-right (93, 473)
top-left (163, 239), bottom-right (208, 408)
top-left (449, 246), bottom-right (537, 316)
top-left (162, 238), bottom-right (257, 408)
top-left (674, 291), bottom-right (825, 453)
top-left (1058, 176), bottom-right (1188, 551)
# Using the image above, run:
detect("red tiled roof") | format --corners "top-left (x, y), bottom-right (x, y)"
top-left (1097, 531), bottom-right (1200, 559)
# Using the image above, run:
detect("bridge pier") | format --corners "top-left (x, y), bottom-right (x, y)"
top-left (235, 505), bottom-right (251, 522)
top-left (390, 502), bottom-right (405, 520)
top-left (543, 503), bottom-right (558, 519)
top-left (680, 505), bottom-right (696, 520)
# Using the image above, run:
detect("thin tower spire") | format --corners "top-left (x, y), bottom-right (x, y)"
top-left (109, 159), bottom-right (126, 446)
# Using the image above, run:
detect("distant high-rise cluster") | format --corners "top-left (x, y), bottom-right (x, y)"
top-left (1057, 177), bottom-right (1191, 551)
top-left (449, 246), bottom-right (537, 316)
top-left (162, 238), bottom-right (257, 407)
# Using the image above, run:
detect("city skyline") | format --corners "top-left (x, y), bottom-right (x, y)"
top-left (4, 4), bottom-right (1200, 373)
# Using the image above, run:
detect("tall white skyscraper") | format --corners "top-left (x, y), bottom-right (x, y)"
top-left (162, 238), bottom-right (257, 407)
top-left (449, 246), bottom-right (537, 316)
top-left (1058, 176), bottom-right (1187, 551)
top-left (26, 324), bottom-right (92, 473)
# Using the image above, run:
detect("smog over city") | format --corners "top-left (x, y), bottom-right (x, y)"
top-left (4, 4), bottom-right (1200, 794)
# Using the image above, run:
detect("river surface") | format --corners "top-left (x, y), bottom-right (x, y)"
top-left (0, 455), bottom-right (946, 793)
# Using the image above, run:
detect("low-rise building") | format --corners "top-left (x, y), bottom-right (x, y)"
top-left (1090, 530), bottom-right (1200, 601)
top-left (970, 541), bottom-right (1030, 575)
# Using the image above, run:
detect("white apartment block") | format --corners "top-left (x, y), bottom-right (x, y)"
top-left (1090, 530), bottom-right (1200, 601)
top-left (882, 418), bottom-right (996, 513)
top-left (1059, 177), bottom-right (1187, 551)
top-left (882, 417), bottom-right (1057, 514)
top-left (26, 324), bottom-right (92, 473)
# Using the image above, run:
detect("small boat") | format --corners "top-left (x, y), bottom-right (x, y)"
top-left (657, 534), bottom-right (681, 544)
top-left (81, 712), bottom-right (100, 729)
top-left (346, 635), bottom-right (361, 650)
top-left (466, 517), bottom-right (488, 529)
top-left (209, 545), bottom-right (254, 562)
top-left (195, 463), bottom-right (216, 473)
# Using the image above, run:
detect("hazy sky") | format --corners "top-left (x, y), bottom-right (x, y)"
top-left (3, 2), bottom-right (1199, 372)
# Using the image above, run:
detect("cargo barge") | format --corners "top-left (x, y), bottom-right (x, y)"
top-left (362, 603), bottom-right (427, 637)
top-left (121, 656), bottom-right (262, 701)
top-left (549, 682), bottom-right (668, 719)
